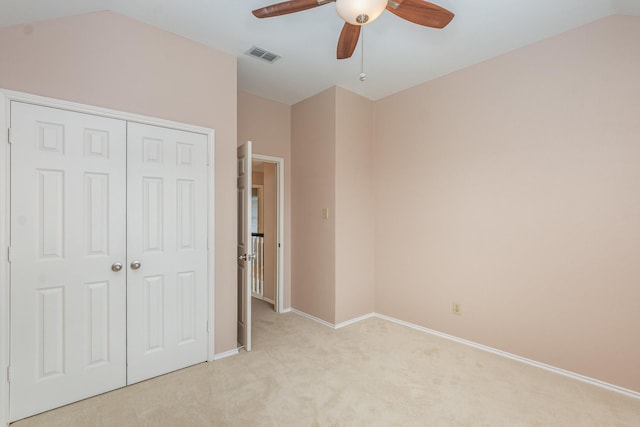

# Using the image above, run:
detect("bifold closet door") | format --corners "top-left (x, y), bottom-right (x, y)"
top-left (126, 122), bottom-right (209, 384)
top-left (9, 103), bottom-right (210, 421)
top-left (9, 102), bottom-right (127, 421)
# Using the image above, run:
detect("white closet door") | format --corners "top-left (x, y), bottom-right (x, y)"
top-left (126, 122), bottom-right (209, 384)
top-left (9, 102), bottom-right (127, 421)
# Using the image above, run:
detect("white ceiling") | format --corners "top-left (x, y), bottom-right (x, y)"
top-left (1, 0), bottom-right (639, 105)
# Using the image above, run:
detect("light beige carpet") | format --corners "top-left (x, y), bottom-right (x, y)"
top-left (13, 299), bottom-right (640, 426)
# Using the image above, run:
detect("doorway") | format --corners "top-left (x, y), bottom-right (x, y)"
top-left (251, 160), bottom-right (276, 310)
top-left (236, 149), bottom-right (284, 353)
top-left (251, 155), bottom-right (284, 314)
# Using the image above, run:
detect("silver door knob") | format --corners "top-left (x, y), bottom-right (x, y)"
top-left (130, 260), bottom-right (141, 270)
top-left (238, 253), bottom-right (256, 261)
top-left (111, 262), bottom-right (123, 272)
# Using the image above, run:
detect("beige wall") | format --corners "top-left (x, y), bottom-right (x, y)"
top-left (373, 15), bottom-right (640, 392)
top-left (0, 11), bottom-right (239, 354)
top-left (334, 87), bottom-right (375, 324)
top-left (290, 87), bottom-right (375, 324)
top-left (291, 88), bottom-right (336, 323)
top-left (238, 91), bottom-right (292, 308)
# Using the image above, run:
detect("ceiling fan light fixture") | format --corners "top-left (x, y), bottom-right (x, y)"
top-left (336, 0), bottom-right (387, 26)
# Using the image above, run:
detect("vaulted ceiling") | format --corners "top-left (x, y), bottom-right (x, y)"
top-left (1, 0), bottom-right (639, 105)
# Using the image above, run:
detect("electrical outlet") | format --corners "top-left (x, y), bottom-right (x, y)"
top-left (452, 302), bottom-right (462, 315)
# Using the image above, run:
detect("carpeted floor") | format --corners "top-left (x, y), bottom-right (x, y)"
top-left (13, 298), bottom-right (640, 426)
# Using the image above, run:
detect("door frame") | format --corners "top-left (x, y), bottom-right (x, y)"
top-left (0, 89), bottom-right (216, 426)
top-left (251, 154), bottom-right (285, 313)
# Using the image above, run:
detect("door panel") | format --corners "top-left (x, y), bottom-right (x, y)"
top-left (10, 102), bottom-right (127, 421)
top-left (237, 142), bottom-right (252, 351)
top-left (126, 123), bottom-right (209, 384)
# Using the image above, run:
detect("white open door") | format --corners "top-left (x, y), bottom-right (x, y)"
top-left (9, 102), bottom-right (127, 421)
top-left (126, 123), bottom-right (209, 384)
top-left (237, 142), bottom-right (252, 351)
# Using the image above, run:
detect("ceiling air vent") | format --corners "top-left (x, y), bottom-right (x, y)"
top-left (245, 46), bottom-right (281, 64)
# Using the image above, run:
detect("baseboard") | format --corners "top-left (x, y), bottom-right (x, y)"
top-left (290, 308), bottom-right (375, 329)
top-left (213, 348), bottom-right (239, 361)
top-left (290, 308), bottom-right (376, 330)
top-left (290, 308), bottom-right (335, 329)
top-left (335, 313), bottom-right (376, 329)
top-left (287, 307), bottom-right (639, 399)
top-left (280, 307), bottom-right (292, 313)
top-left (373, 313), bottom-right (640, 400)
top-left (263, 297), bottom-right (275, 305)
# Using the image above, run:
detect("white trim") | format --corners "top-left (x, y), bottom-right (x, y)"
top-left (286, 305), bottom-right (640, 400)
top-left (263, 297), bottom-right (275, 305)
top-left (290, 309), bottom-right (335, 329)
top-left (213, 348), bottom-right (239, 361)
top-left (207, 131), bottom-right (216, 362)
top-left (0, 90), bottom-right (213, 136)
top-left (251, 154), bottom-right (285, 314)
top-left (0, 89), bottom-right (218, 423)
top-left (335, 313), bottom-right (376, 329)
top-left (280, 308), bottom-right (292, 314)
top-left (290, 308), bottom-right (375, 330)
top-left (373, 313), bottom-right (640, 400)
top-left (0, 93), bottom-right (10, 427)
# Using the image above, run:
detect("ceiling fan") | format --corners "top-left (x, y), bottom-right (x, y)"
top-left (252, 0), bottom-right (455, 59)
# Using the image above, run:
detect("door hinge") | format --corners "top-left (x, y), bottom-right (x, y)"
top-left (6, 366), bottom-right (11, 383)
top-left (7, 128), bottom-right (12, 144)
top-left (7, 246), bottom-right (11, 263)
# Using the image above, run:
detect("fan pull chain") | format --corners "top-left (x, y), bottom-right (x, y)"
top-left (359, 27), bottom-right (366, 82)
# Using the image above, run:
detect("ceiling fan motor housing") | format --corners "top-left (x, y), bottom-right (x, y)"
top-left (336, 0), bottom-right (388, 25)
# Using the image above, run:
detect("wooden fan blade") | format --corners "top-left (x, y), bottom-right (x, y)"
top-left (253, 0), bottom-right (333, 18)
top-left (337, 23), bottom-right (361, 59)
top-left (386, 0), bottom-right (454, 28)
